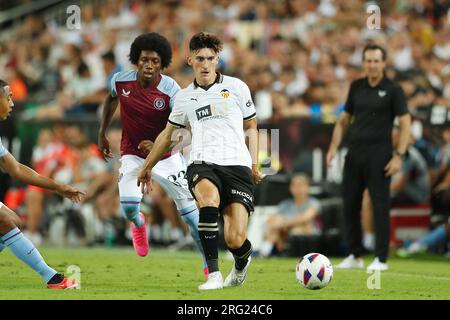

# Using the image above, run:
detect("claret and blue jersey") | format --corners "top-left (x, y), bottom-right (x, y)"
top-left (111, 70), bottom-right (180, 159)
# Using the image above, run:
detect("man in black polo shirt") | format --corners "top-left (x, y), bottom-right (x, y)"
top-left (326, 44), bottom-right (411, 271)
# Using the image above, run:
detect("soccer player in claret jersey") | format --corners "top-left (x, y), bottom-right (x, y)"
top-left (138, 32), bottom-right (263, 290)
top-left (97, 33), bottom-right (208, 277)
top-left (0, 80), bottom-right (85, 289)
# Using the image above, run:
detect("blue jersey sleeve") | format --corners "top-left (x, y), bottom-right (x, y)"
top-left (158, 75), bottom-right (181, 110)
top-left (0, 138), bottom-right (9, 157)
top-left (110, 72), bottom-right (120, 98)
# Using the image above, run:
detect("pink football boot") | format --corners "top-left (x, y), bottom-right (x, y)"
top-left (131, 212), bottom-right (149, 257)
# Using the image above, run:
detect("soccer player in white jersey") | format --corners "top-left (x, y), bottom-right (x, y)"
top-left (98, 33), bottom-right (208, 277)
top-left (0, 79), bottom-right (85, 289)
top-left (137, 32), bottom-right (262, 290)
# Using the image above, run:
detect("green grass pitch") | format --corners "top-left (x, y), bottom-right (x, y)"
top-left (1, 247), bottom-right (449, 300)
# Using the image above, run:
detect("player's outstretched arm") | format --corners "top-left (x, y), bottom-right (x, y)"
top-left (137, 123), bottom-right (178, 193)
top-left (98, 94), bottom-right (119, 161)
top-left (0, 153), bottom-right (85, 202)
top-left (244, 117), bottom-right (262, 184)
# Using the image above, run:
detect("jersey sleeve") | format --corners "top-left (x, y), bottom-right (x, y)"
top-left (0, 139), bottom-right (9, 158)
top-left (237, 80), bottom-right (256, 121)
top-left (344, 81), bottom-right (355, 115)
top-left (169, 82), bottom-right (181, 110)
top-left (168, 95), bottom-right (187, 128)
top-left (392, 84), bottom-right (409, 116)
top-left (110, 72), bottom-right (120, 98)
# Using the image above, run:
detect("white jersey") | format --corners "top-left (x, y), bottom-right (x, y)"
top-left (168, 73), bottom-right (256, 168)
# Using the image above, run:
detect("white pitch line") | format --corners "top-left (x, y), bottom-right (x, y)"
top-left (336, 269), bottom-right (450, 281)
top-left (384, 272), bottom-right (450, 282)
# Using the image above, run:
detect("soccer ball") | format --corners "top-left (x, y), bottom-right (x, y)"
top-left (296, 253), bottom-right (333, 290)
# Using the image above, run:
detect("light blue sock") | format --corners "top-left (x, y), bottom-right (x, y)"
top-left (180, 206), bottom-right (208, 270)
top-left (120, 198), bottom-right (143, 227)
top-left (1, 228), bottom-right (57, 283)
top-left (419, 226), bottom-right (447, 249)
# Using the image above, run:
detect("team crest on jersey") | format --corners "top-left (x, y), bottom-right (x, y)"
top-left (153, 98), bottom-right (165, 110)
top-left (220, 89), bottom-right (230, 99)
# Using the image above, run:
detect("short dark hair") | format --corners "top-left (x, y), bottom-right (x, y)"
top-left (128, 33), bottom-right (172, 68)
top-left (363, 44), bottom-right (387, 61)
top-left (189, 32), bottom-right (223, 53)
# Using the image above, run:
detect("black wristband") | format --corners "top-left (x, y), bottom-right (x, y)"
top-left (393, 150), bottom-right (405, 160)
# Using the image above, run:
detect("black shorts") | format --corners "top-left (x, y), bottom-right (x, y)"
top-left (186, 162), bottom-right (255, 214)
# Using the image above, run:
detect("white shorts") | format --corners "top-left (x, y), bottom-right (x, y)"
top-left (118, 153), bottom-right (194, 210)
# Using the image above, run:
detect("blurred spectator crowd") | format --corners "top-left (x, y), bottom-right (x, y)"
top-left (0, 0), bottom-right (450, 251)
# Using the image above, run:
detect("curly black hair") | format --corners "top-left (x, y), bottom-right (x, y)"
top-left (0, 79), bottom-right (8, 96)
top-left (189, 32), bottom-right (223, 53)
top-left (128, 33), bottom-right (173, 68)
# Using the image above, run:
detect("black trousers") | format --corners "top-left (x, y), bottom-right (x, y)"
top-left (342, 143), bottom-right (392, 262)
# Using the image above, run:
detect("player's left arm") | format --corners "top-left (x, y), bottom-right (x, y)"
top-left (385, 84), bottom-right (411, 177)
top-left (239, 79), bottom-right (262, 184)
top-left (385, 114), bottom-right (411, 176)
top-left (244, 117), bottom-right (262, 184)
top-left (0, 153), bottom-right (85, 202)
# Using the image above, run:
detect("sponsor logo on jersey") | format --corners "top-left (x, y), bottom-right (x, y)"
top-left (378, 90), bottom-right (386, 97)
top-left (153, 98), bottom-right (165, 110)
top-left (231, 189), bottom-right (253, 202)
top-left (121, 89), bottom-right (130, 97)
top-left (220, 89), bottom-right (230, 99)
top-left (196, 105), bottom-right (212, 120)
top-left (246, 99), bottom-right (253, 107)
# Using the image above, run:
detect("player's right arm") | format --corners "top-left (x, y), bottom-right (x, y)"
top-left (0, 153), bottom-right (85, 202)
top-left (326, 110), bottom-right (352, 167)
top-left (137, 123), bottom-right (178, 193)
top-left (327, 81), bottom-right (356, 167)
top-left (98, 93), bottom-right (119, 160)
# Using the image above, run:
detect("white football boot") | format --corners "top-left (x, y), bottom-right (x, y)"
top-left (223, 256), bottom-right (251, 288)
top-left (198, 271), bottom-right (223, 290)
top-left (335, 254), bottom-right (364, 269)
top-left (367, 257), bottom-right (388, 271)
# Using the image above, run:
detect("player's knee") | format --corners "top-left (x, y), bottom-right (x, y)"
top-left (0, 213), bottom-right (16, 233)
top-left (13, 215), bottom-right (23, 230)
top-left (120, 202), bottom-right (140, 219)
top-left (224, 231), bottom-right (246, 249)
top-left (195, 190), bottom-right (220, 207)
top-left (194, 180), bottom-right (220, 207)
top-left (196, 194), bottom-right (220, 208)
